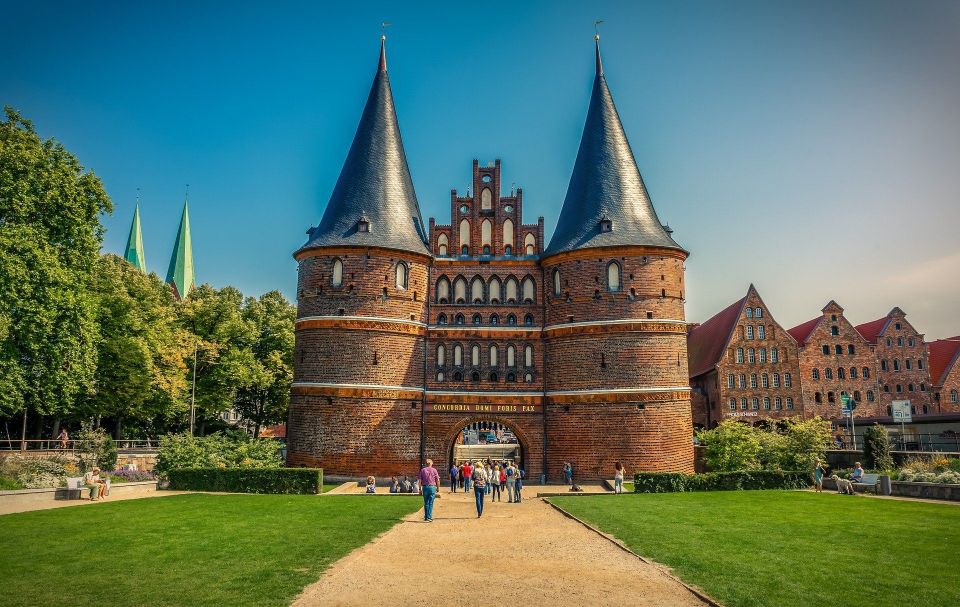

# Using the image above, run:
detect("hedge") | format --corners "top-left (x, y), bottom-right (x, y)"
top-left (633, 470), bottom-right (808, 493)
top-left (167, 468), bottom-right (323, 494)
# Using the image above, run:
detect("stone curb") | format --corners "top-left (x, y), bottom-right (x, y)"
top-left (544, 498), bottom-right (725, 607)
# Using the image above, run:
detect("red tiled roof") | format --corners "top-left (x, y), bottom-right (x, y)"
top-left (854, 317), bottom-right (889, 343)
top-left (260, 424), bottom-right (286, 439)
top-left (787, 317), bottom-right (821, 346)
top-left (687, 295), bottom-right (747, 378)
top-left (929, 337), bottom-right (960, 387)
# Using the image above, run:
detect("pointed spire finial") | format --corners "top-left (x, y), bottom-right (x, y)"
top-left (594, 20), bottom-right (604, 75)
top-left (379, 22), bottom-right (391, 71)
top-left (124, 189), bottom-right (147, 272)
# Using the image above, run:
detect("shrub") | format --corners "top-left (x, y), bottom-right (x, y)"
top-left (166, 468), bottom-right (323, 494)
top-left (74, 423), bottom-right (115, 473)
top-left (0, 475), bottom-right (26, 490)
top-left (99, 436), bottom-right (118, 471)
top-left (863, 424), bottom-right (895, 471)
top-left (155, 433), bottom-right (282, 477)
top-left (633, 470), bottom-right (808, 492)
top-left (107, 469), bottom-right (155, 482)
top-left (697, 418), bottom-right (831, 472)
top-left (0, 454), bottom-right (71, 488)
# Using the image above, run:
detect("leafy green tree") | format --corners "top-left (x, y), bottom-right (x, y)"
top-left (779, 417), bottom-right (832, 471)
top-left (863, 423), bottom-right (895, 471)
top-left (0, 107), bottom-right (111, 423)
top-left (231, 291), bottom-right (295, 437)
top-left (83, 255), bottom-right (192, 437)
top-left (697, 421), bottom-right (763, 471)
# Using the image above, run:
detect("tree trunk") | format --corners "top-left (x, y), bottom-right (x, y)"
top-left (254, 419), bottom-right (261, 439)
top-left (114, 417), bottom-right (122, 440)
top-left (20, 407), bottom-right (28, 451)
top-left (52, 417), bottom-right (61, 441)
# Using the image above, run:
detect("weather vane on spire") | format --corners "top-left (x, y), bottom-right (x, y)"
top-left (381, 21), bottom-right (391, 40)
top-left (184, 183), bottom-right (189, 202)
top-left (136, 187), bottom-right (141, 205)
top-left (594, 19), bottom-right (603, 39)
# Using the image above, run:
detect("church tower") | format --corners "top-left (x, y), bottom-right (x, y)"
top-left (540, 37), bottom-right (694, 477)
top-left (287, 38), bottom-right (431, 475)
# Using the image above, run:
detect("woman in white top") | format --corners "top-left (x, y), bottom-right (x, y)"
top-left (614, 462), bottom-right (626, 494)
top-left (490, 465), bottom-right (502, 501)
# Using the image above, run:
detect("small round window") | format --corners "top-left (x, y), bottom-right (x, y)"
top-left (503, 205), bottom-right (513, 213)
top-left (459, 204), bottom-right (469, 214)
top-left (481, 175), bottom-right (492, 183)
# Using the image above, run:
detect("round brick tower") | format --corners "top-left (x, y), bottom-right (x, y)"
top-left (287, 38), bottom-right (432, 477)
top-left (540, 37), bottom-right (694, 479)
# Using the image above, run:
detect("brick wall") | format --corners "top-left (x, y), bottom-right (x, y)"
top-left (870, 311), bottom-right (934, 414)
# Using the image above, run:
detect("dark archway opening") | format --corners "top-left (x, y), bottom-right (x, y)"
top-left (447, 420), bottom-right (525, 473)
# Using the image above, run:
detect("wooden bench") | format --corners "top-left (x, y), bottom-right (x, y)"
top-left (852, 473), bottom-right (879, 492)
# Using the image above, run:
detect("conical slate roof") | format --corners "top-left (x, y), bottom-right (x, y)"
top-left (124, 202), bottom-right (146, 272)
top-left (544, 37), bottom-right (684, 257)
top-left (166, 200), bottom-right (195, 301)
top-left (297, 38), bottom-right (429, 257)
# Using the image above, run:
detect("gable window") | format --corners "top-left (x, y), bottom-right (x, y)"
top-left (772, 373), bottom-right (780, 388)
top-left (952, 390), bottom-right (958, 403)
top-left (738, 374), bottom-right (746, 389)
top-left (862, 367), bottom-right (870, 378)
top-left (784, 373), bottom-right (792, 387)
top-left (825, 368), bottom-right (833, 379)
top-left (745, 308), bottom-right (753, 319)
top-left (812, 369), bottom-right (820, 380)
top-left (759, 348), bottom-right (767, 363)
top-left (606, 262), bottom-right (621, 292)
top-left (757, 325), bottom-right (766, 340)
top-left (897, 337), bottom-right (904, 346)
top-left (908, 337), bottom-right (915, 347)
top-left (736, 348), bottom-right (744, 363)
top-left (503, 219), bottom-right (514, 253)
top-left (761, 373), bottom-right (769, 388)
top-left (459, 219), bottom-right (470, 253)
top-left (524, 233), bottom-right (536, 255)
top-left (755, 308), bottom-right (763, 318)
top-left (748, 348), bottom-right (756, 363)
top-left (729, 398), bottom-right (737, 411)
top-left (764, 397), bottom-right (771, 411)
top-left (727, 374), bottom-right (735, 389)
top-left (771, 348), bottom-right (779, 363)
top-left (746, 325), bottom-right (754, 340)
top-left (437, 233), bottom-right (448, 256)
top-left (750, 374), bottom-right (758, 388)
top-left (331, 258), bottom-right (344, 287)
top-left (822, 345), bottom-right (830, 355)
top-left (848, 344), bottom-right (855, 355)
top-left (481, 187), bottom-right (492, 210)
top-left (831, 325), bottom-right (839, 336)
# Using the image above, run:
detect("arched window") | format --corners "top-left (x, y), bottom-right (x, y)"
top-left (471, 276), bottom-right (485, 303)
top-left (763, 397), bottom-right (771, 410)
top-left (524, 314), bottom-right (534, 326)
top-left (489, 345), bottom-right (498, 366)
top-left (757, 325), bottom-right (766, 339)
top-left (454, 277), bottom-right (467, 303)
top-left (952, 389), bottom-right (958, 403)
top-left (729, 398), bottom-right (737, 411)
top-left (455, 313), bottom-right (465, 325)
top-left (507, 345), bottom-right (516, 367)
top-left (867, 390), bottom-right (875, 402)
top-left (454, 345), bottom-right (463, 366)
top-left (490, 314), bottom-right (499, 325)
top-left (436, 344), bottom-right (446, 366)
top-left (862, 367), bottom-right (870, 378)
top-left (471, 371), bottom-right (481, 383)
top-left (453, 371), bottom-right (463, 381)
top-left (505, 277), bottom-right (519, 303)
top-left (748, 348), bottom-right (755, 363)
top-left (893, 359), bottom-right (900, 371)
top-left (827, 391), bottom-right (835, 403)
top-left (854, 390), bottom-right (861, 401)
top-left (812, 368), bottom-right (820, 380)
top-left (524, 373), bottom-right (533, 383)
top-left (825, 368), bottom-right (833, 379)
top-left (488, 276), bottom-right (502, 303)
top-left (606, 261), bottom-right (621, 291)
top-left (761, 373), bottom-right (769, 388)
top-left (437, 233), bottom-right (448, 256)
top-left (831, 325), bottom-right (839, 336)
top-left (437, 313), bottom-right (447, 325)
top-left (524, 345), bottom-right (533, 367)
top-left (331, 258), bottom-right (344, 287)
top-left (489, 372), bottom-right (499, 382)
top-left (522, 276), bottom-right (535, 303)
top-left (772, 373), bottom-right (780, 387)
top-left (775, 397), bottom-right (782, 410)
top-left (507, 314), bottom-right (517, 326)
top-left (552, 269), bottom-right (561, 296)
top-left (471, 345), bottom-right (480, 367)
top-left (838, 367), bottom-right (845, 380)
top-left (786, 398), bottom-right (794, 410)
top-left (752, 398), bottom-right (760, 410)
top-left (850, 367), bottom-right (857, 379)
top-left (461, 245), bottom-right (469, 255)
top-left (524, 233), bottom-right (536, 255)
top-left (507, 372), bottom-right (516, 382)
top-left (503, 219), bottom-right (514, 253)
top-left (436, 276), bottom-right (450, 303)
top-left (481, 187), bottom-right (492, 210)
top-left (815, 392), bottom-right (822, 403)
top-left (759, 348), bottom-right (767, 363)
top-left (437, 371), bottom-right (445, 382)
top-left (481, 220), bottom-right (492, 254)
top-left (745, 308), bottom-right (753, 319)
top-left (755, 308), bottom-right (763, 318)
top-left (459, 219), bottom-right (470, 253)
top-left (736, 348), bottom-right (744, 363)
top-left (472, 313), bottom-right (482, 325)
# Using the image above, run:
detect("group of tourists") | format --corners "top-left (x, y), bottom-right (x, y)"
top-left (448, 459), bottom-right (524, 515)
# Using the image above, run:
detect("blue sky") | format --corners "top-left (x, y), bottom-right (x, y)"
top-left (3, 1), bottom-right (958, 337)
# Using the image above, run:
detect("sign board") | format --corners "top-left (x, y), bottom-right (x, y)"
top-left (891, 400), bottom-right (912, 423)
top-left (425, 403), bottom-right (542, 415)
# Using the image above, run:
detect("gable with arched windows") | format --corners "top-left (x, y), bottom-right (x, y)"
top-left (481, 187), bottom-right (492, 210)
top-left (524, 233), bottom-right (536, 255)
top-left (437, 233), bottom-right (448, 256)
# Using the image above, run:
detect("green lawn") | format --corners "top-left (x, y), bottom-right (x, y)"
top-left (0, 493), bottom-right (421, 606)
top-left (551, 491), bottom-right (960, 607)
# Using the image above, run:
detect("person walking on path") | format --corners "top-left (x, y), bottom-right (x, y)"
top-left (463, 461), bottom-right (473, 492)
top-left (490, 464), bottom-right (502, 501)
top-left (418, 459), bottom-right (441, 522)
top-left (472, 460), bottom-right (487, 517)
top-left (614, 462), bottom-right (627, 494)
top-left (563, 462), bottom-right (573, 486)
top-left (812, 459), bottom-right (825, 493)
top-left (484, 463), bottom-right (493, 495)
top-left (449, 463), bottom-right (459, 493)
top-left (505, 462), bottom-right (517, 503)
top-left (514, 470), bottom-right (523, 502)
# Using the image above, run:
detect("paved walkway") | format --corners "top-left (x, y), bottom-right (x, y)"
top-left (0, 486), bottom-right (186, 516)
top-left (294, 488), bottom-right (708, 607)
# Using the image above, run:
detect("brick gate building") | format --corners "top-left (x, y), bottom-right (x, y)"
top-left (286, 37), bottom-right (695, 480)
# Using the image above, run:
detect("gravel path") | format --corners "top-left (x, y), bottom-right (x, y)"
top-left (294, 489), bottom-right (708, 607)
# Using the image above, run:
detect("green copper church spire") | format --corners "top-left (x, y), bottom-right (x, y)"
top-left (123, 190), bottom-right (147, 272)
top-left (166, 196), bottom-right (195, 301)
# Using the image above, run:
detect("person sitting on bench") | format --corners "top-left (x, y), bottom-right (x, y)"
top-left (849, 463), bottom-right (865, 483)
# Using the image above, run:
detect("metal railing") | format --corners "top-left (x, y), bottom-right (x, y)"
top-left (0, 439), bottom-right (158, 452)
top-left (834, 432), bottom-right (960, 453)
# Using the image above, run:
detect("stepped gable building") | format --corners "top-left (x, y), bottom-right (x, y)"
top-left (286, 36), bottom-right (695, 480)
top-left (929, 337), bottom-right (960, 413)
top-left (856, 308), bottom-right (933, 415)
top-left (788, 301), bottom-right (881, 419)
top-left (687, 285), bottom-right (802, 428)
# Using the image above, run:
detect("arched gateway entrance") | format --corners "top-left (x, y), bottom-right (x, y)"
top-left (447, 419), bottom-right (525, 471)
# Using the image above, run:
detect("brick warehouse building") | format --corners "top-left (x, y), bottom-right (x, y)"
top-left (286, 37), bottom-right (694, 480)
top-left (855, 308), bottom-right (934, 415)
top-left (687, 285), bottom-right (803, 428)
